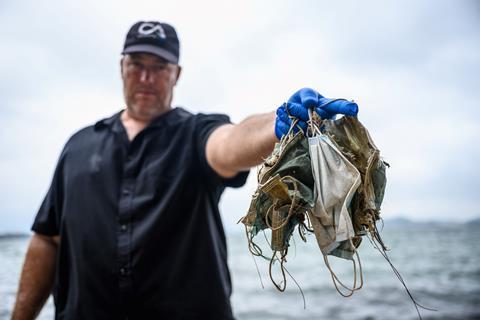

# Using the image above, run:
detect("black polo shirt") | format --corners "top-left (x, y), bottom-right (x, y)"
top-left (32, 107), bottom-right (249, 320)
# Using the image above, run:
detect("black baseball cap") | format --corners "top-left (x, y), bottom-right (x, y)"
top-left (122, 21), bottom-right (180, 64)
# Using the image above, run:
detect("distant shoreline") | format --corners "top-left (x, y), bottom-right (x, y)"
top-left (382, 216), bottom-right (480, 226)
top-left (0, 233), bottom-right (29, 239)
top-left (0, 217), bottom-right (479, 238)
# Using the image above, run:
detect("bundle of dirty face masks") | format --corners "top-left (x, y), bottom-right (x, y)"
top-left (241, 102), bottom-right (388, 295)
top-left (240, 100), bottom-right (434, 318)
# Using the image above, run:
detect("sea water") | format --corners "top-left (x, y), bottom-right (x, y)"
top-left (1, 223), bottom-right (479, 319)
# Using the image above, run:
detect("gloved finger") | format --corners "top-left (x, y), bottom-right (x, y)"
top-left (278, 108), bottom-right (307, 130)
top-left (288, 88), bottom-right (323, 109)
top-left (285, 102), bottom-right (309, 121)
top-left (290, 120), bottom-right (308, 134)
top-left (318, 98), bottom-right (358, 116)
top-left (276, 105), bottom-right (293, 126)
top-left (287, 88), bottom-right (302, 104)
top-left (275, 119), bottom-right (290, 139)
top-left (292, 124), bottom-right (306, 134)
top-left (281, 116), bottom-right (307, 132)
top-left (296, 119), bottom-right (308, 132)
top-left (298, 88), bottom-right (319, 109)
top-left (315, 108), bottom-right (336, 120)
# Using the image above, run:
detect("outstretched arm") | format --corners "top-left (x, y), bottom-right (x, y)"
top-left (206, 111), bottom-right (277, 178)
top-left (206, 88), bottom-right (359, 178)
top-left (12, 233), bottom-right (59, 320)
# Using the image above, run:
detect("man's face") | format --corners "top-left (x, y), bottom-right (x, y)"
top-left (121, 53), bottom-right (181, 120)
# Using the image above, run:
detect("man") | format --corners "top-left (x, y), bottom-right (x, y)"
top-left (12, 21), bottom-right (358, 319)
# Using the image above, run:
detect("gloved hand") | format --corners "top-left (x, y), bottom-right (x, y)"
top-left (275, 88), bottom-right (359, 139)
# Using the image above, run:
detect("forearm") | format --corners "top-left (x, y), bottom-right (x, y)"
top-left (227, 111), bottom-right (277, 169)
top-left (12, 234), bottom-right (58, 320)
top-left (207, 111), bottom-right (277, 177)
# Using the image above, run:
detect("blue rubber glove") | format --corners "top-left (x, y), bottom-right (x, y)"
top-left (275, 88), bottom-right (359, 139)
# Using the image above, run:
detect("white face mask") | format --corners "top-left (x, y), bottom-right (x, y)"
top-left (308, 133), bottom-right (361, 260)
top-left (306, 113), bottom-right (365, 297)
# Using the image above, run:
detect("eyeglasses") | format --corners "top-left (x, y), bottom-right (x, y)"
top-left (125, 60), bottom-right (171, 79)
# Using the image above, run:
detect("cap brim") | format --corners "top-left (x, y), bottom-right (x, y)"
top-left (122, 44), bottom-right (178, 64)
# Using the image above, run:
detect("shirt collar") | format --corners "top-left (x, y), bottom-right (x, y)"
top-left (93, 107), bottom-right (190, 132)
top-left (94, 111), bottom-right (122, 131)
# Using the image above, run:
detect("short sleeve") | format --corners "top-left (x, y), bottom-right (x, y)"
top-left (195, 113), bottom-right (249, 188)
top-left (31, 145), bottom-right (68, 236)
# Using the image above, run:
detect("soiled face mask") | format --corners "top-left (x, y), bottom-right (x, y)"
top-left (306, 110), bottom-right (364, 296)
top-left (307, 133), bottom-right (361, 260)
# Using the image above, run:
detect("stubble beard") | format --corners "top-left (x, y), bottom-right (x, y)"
top-left (124, 89), bottom-right (173, 122)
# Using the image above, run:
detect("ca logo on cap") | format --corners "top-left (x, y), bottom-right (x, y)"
top-left (138, 22), bottom-right (166, 39)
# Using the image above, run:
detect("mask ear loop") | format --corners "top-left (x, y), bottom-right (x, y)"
top-left (322, 238), bottom-right (364, 297)
top-left (318, 98), bottom-right (350, 108)
top-left (283, 103), bottom-right (305, 137)
top-left (307, 98), bottom-right (355, 137)
top-left (308, 108), bottom-right (322, 137)
top-left (278, 116), bottom-right (300, 154)
top-left (285, 118), bottom-right (299, 136)
top-left (264, 176), bottom-right (299, 232)
top-left (307, 108), bottom-right (363, 296)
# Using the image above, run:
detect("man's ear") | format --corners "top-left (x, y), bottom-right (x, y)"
top-left (174, 65), bottom-right (182, 84)
top-left (120, 57), bottom-right (124, 76)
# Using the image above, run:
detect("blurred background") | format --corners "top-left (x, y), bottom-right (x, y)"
top-left (1, 0), bottom-right (479, 319)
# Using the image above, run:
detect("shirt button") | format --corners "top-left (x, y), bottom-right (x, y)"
top-left (122, 189), bottom-right (130, 196)
top-left (120, 224), bottom-right (128, 231)
top-left (120, 268), bottom-right (126, 275)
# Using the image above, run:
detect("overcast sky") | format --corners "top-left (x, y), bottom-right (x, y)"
top-left (1, 0), bottom-right (479, 233)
